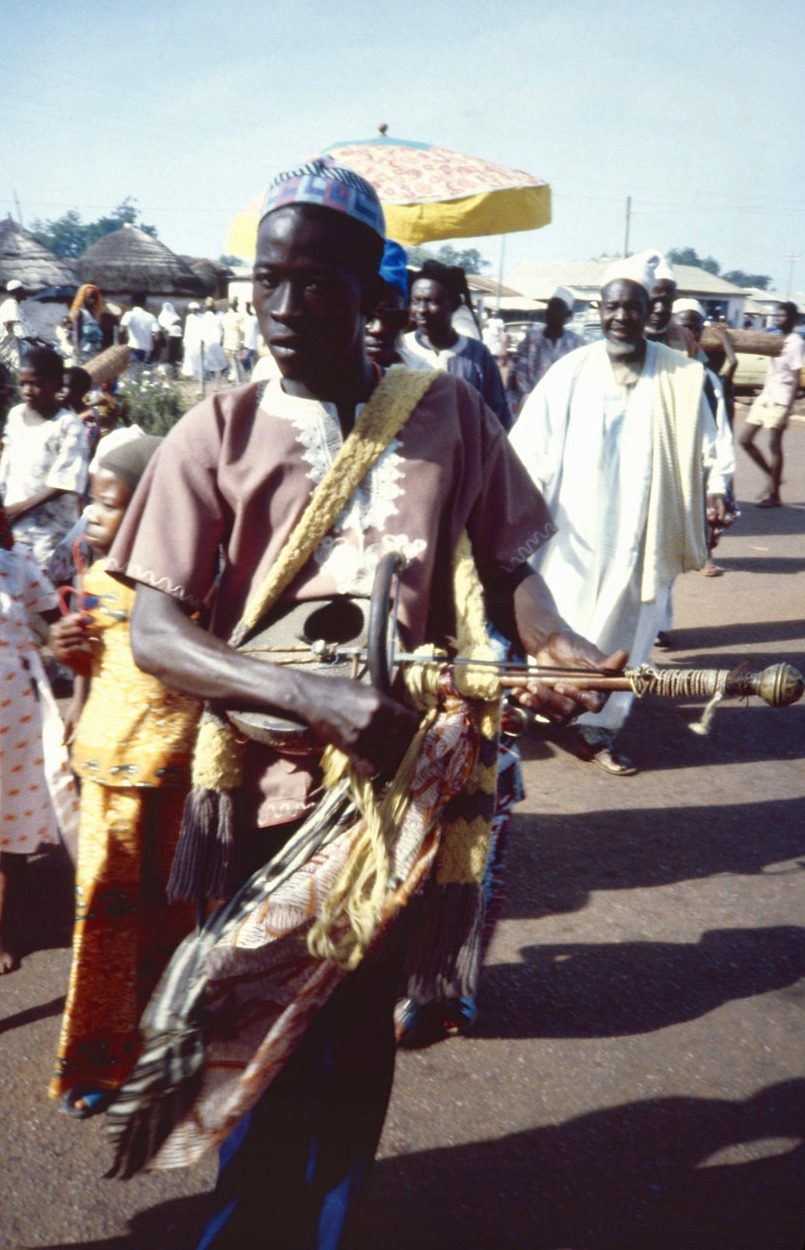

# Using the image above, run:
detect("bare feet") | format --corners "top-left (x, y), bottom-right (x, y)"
top-left (0, 853), bottom-right (23, 974)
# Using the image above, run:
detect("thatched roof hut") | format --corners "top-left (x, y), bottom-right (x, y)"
top-left (0, 216), bottom-right (79, 292)
top-left (78, 225), bottom-right (206, 299)
top-left (180, 256), bottom-right (233, 299)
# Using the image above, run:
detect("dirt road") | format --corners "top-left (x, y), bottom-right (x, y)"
top-left (1, 414), bottom-right (803, 1250)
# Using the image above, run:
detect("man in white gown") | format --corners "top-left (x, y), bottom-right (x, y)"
top-left (510, 251), bottom-right (730, 775)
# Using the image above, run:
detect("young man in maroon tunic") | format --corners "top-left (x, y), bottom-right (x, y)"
top-left (109, 159), bottom-right (623, 1250)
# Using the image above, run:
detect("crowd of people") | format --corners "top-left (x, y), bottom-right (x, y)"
top-left (0, 156), bottom-right (802, 1249)
top-left (0, 276), bottom-right (264, 387)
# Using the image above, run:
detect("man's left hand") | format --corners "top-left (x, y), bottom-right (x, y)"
top-left (509, 633), bottom-right (629, 725)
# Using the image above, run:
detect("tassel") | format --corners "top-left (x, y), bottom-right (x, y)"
top-left (402, 881), bottom-right (485, 1002)
top-left (207, 791), bottom-right (236, 900)
top-left (690, 689), bottom-right (724, 736)
top-left (167, 787), bottom-right (237, 905)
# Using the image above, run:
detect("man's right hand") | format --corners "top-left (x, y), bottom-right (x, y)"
top-left (130, 585), bottom-right (421, 777)
top-left (296, 675), bottom-right (420, 777)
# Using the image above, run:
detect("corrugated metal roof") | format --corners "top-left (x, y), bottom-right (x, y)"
top-left (506, 258), bottom-right (747, 300)
top-left (465, 274), bottom-right (522, 297)
top-left (743, 286), bottom-right (804, 308)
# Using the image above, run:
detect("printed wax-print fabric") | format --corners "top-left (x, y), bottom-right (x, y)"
top-left (131, 681), bottom-right (480, 1171)
top-left (0, 546), bottom-right (76, 853)
top-left (70, 561), bottom-right (200, 787)
top-left (50, 785), bottom-right (193, 1097)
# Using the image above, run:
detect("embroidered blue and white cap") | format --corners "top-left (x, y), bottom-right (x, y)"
top-left (260, 158), bottom-right (385, 240)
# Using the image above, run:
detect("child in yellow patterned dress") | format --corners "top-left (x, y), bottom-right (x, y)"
top-left (48, 436), bottom-right (201, 1118)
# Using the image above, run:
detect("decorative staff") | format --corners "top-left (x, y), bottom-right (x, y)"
top-left (228, 551), bottom-right (803, 745)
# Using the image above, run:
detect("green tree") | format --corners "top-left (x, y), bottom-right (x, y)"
top-left (31, 197), bottom-right (158, 260)
top-left (405, 243), bottom-right (490, 273)
top-left (722, 269), bottom-right (771, 290)
top-left (667, 246), bottom-right (721, 276)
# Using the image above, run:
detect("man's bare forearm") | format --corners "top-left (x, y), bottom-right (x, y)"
top-left (513, 570), bottom-right (572, 657)
top-left (130, 584), bottom-right (321, 720)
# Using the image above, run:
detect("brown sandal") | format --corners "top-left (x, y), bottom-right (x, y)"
top-left (590, 745), bottom-right (638, 776)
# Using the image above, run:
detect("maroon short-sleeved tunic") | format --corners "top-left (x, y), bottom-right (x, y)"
top-left (108, 373), bottom-right (555, 828)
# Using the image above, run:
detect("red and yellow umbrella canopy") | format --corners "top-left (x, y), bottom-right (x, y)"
top-left (226, 133), bottom-right (551, 257)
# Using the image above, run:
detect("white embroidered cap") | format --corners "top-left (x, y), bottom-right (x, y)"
top-left (602, 250), bottom-right (661, 295)
top-left (672, 298), bottom-right (704, 316)
top-left (552, 286), bottom-right (576, 313)
top-left (654, 255), bottom-right (677, 284)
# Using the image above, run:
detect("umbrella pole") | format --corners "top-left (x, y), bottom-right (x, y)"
top-left (496, 235), bottom-right (507, 311)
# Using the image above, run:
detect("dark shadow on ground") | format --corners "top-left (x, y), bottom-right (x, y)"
top-left (621, 700), bottom-right (803, 770)
top-left (17, 843), bottom-right (75, 956)
top-left (539, 694), bottom-right (803, 774)
top-left (27, 1192), bottom-right (208, 1250)
top-left (657, 618), bottom-right (805, 650)
top-left (0, 995), bottom-right (65, 1034)
top-left (712, 554), bottom-right (805, 575)
top-left (476, 927), bottom-right (805, 1039)
top-left (503, 796), bottom-right (805, 921)
top-left (731, 500), bottom-right (805, 536)
top-left (349, 1080), bottom-right (805, 1250)
top-left (657, 648), bottom-right (805, 672)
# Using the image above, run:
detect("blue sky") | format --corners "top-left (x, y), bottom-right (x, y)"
top-left (5, 0), bottom-right (803, 289)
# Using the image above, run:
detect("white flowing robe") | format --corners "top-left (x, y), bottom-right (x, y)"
top-left (510, 340), bottom-right (724, 733)
top-left (181, 312), bottom-right (204, 379)
top-left (201, 311), bottom-right (227, 373)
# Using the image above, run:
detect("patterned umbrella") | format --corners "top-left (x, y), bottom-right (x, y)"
top-left (225, 129), bottom-right (551, 256)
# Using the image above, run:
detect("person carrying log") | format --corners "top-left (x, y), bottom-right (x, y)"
top-left (738, 301), bottom-right (803, 507)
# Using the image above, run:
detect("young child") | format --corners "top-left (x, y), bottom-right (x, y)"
top-left (59, 365), bottom-right (93, 418)
top-left (0, 347), bottom-right (89, 574)
top-left (0, 503), bottom-right (79, 973)
top-left (49, 436), bottom-right (201, 1117)
top-left (58, 366), bottom-right (100, 486)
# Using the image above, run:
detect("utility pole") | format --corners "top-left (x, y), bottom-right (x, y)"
top-left (622, 196), bottom-right (632, 258)
top-left (783, 253), bottom-right (801, 297)
top-left (12, 190), bottom-right (23, 226)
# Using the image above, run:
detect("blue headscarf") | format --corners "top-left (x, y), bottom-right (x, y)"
top-left (379, 238), bottom-right (409, 300)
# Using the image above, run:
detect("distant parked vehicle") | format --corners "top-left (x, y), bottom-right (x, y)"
top-left (733, 353), bottom-right (771, 392)
top-left (733, 348), bottom-right (805, 393)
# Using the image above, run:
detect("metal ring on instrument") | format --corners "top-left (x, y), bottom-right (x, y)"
top-left (367, 550), bottom-right (406, 696)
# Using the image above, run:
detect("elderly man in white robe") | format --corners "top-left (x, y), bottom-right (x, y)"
top-left (510, 251), bottom-right (731, 775)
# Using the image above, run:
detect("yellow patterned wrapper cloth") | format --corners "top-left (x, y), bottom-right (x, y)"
top-left (50, 561), bottom-right (201, 1100)
top-left (71, 561), bottom-right (201, 787)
